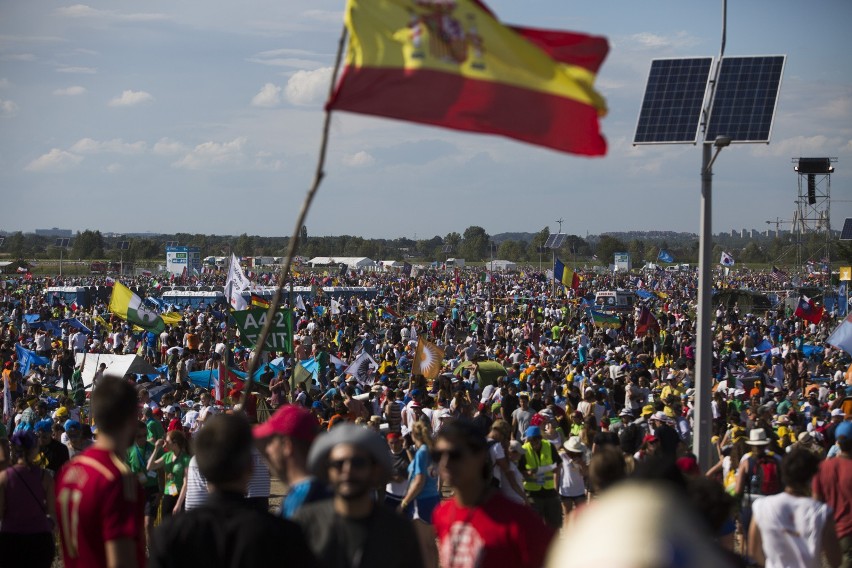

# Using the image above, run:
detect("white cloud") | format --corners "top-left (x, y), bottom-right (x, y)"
top-left (152, 138), bottom-right (187, 156)
top-left (343, 151), bottom-right (375, 167)
top-left (750, 135), bottom-right (850, 158)
top-left (251, 83), bottom-right (282, 107)
top-left (69, 137), bottom-right (147, 154)
top-left (108, 89), bottom-right (153, 107)
top-left (0, 99), bottom-right (19, 117)
top-left (172, 137), bottom-right (247, 170)
top-left (247, 57), bottom-right (324, 69)
top-left (301, 10), bottom-right (343, 23)
top-left (621, 31), bottom-right (699, 51)
top-left (25, 149), bottom-right (83, 172)
top-left (55, 4), bottom-right (168, 22)
top-left (53, 85), bottom-right (87, 96)
top-left (284, 67), bottom-right (332, 106)
top-left (1, 53), bottom-right (36, 62)
top-left (104, 163), bottom-right (122, 173)
top-left (56, 66), bottom-right (97, 74)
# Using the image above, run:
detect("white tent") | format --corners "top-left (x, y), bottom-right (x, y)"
top-left (75, 353), bottom-right (158, 389)
top-left (486, 259), bottom-right (517, 272)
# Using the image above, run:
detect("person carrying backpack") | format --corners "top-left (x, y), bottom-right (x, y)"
top-left (734, 428), bottom-right (783, 552)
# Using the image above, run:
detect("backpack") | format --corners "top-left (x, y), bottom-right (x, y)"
top-left (747, 453), bottom-right (781, 496)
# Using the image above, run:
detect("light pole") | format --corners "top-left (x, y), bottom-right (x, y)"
top-left (694, 134), bottom-right (731, 471)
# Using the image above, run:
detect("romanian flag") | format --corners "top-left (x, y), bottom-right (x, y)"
top-left (589, 309), bottom-right (621, 329)
top-left (250, 294), bottom-right (270, 309)
top-left (328, 0), bottom-right (608, 156)
top-left (553, 258), bottom-right (580, 289)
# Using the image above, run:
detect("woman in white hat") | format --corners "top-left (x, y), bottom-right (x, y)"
top-left (557, 436), bottom-right (588, 522)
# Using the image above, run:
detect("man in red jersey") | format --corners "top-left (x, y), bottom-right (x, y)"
top-left (56, 376), bottom-right (144, 568)
top-left (432, 420), bottom-right (554, 568)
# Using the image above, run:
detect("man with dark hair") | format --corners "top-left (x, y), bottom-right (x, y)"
top-left (55, 376), bottom-right (145, 568)
top-left (149, 414), bottom-right (317, 568)
top-left (749, 448), bottom-right (842, 568)
top-left (813, 421), bottom-right (852, 568)
top-left (295, 423), bottom-right (424, 568)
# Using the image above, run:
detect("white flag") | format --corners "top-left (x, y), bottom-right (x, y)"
top-left (344, 353), bottom-right (379, 385)
top-left (331, 299), bottom-right (341, 315)
top-left (295, 295), bottom-right (306, 312)
top-left (720, 252), bottom-right (735, 267)
top-left (225, 254), bottom-right (250, 310)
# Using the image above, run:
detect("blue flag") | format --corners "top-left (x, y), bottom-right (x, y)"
top-left (658, 250), bottom-right (674, 263)
top-left (15, 344), bottom-right (51, 376)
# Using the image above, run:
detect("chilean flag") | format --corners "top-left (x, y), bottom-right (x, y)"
top-left (794, 296), bottom-right (824, 325)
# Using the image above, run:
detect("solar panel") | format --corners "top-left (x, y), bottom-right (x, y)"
top-left (118, 241), bottom-right (131, 250)
top-left (706, 55), bottom-right (785, 143)
top-left (441, 244), bottom-right (454, 253)
top-left (55, 238), bottom-right (70, 247)
top-left (634, 58), bottom-right (713, 144)
top-left (841, 218), bottom-right (852, 241)
top-left (544, 233), bottom-right (567, 249)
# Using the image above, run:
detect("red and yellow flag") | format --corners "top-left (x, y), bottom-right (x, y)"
top-left (328, 0), bottom-right (609, 156)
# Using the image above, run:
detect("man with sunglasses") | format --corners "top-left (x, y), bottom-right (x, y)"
top-left (295, 423), bottom-right (424, 568)
top-left (433, 420), bottom-right (553, 568)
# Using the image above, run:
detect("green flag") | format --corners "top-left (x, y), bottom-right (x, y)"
top-left (231, 307), bottom-right (293, 353)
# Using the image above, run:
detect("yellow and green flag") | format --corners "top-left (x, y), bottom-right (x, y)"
top-left (108, 282), bottom-right (165, 334)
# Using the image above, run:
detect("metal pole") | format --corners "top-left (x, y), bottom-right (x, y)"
top-left (59, 247), bottom-right (63, 277)
top-left (695, 142), bottom-right (714, 471)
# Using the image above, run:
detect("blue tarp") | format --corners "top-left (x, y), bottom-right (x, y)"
top-left (636, 289), bottom-right (656, 300)
top-left (29, 318), bottom-right (92, 336)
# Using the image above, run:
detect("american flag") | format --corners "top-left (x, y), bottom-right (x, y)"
top-left (770, 266), bottom-right (787, 283)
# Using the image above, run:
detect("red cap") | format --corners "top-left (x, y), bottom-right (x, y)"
top-left (386, 432), bottom-right (401, 440)
top-left (253, 404), bottom-right (318, 442)
top-left (642, 434), bottom-right (658, 444)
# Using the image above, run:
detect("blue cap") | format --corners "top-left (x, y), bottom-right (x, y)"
top-left (525, 425), bottom-right (542, 439)
top-left (34, 419), bottom-right (53, 434)
top-left (836, 421), bottom-right (852, 441)
top-left (64, 419), bottom-right (82, 431)
top-left (311, 401), bottom-right (323, 409)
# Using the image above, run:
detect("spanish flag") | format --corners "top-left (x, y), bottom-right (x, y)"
top-left (328, 0), bottom-right (608, 156)
top-left (553, 258), bottom-right (580, 289)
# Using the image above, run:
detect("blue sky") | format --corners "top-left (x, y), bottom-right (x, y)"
top-left (1, 0), bottom-right (850, 239)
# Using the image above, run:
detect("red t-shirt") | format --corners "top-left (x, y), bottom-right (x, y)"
top-left (433, 491), bottom-right (554, 568)
top-left (55, 447), bottom-right (145, 568)
top-left (813, 457), bottom-right (852, 538)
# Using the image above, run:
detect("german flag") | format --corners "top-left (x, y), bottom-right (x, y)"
top-left (328, 0), bottom-right (608, 156)
top-left (250, 294), bottom-right (270, 309)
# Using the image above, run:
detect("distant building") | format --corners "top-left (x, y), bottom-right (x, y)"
top-left (35, 228), bottom-right (72, 238)
top-left (308, 257), bottom-right (377, 271)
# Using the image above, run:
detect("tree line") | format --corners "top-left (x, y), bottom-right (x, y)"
top-left (0, 226), bottom-right (847, 267)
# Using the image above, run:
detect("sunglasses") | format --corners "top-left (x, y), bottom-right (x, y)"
top-left (328, 456), bottom-right (372, 471)
top-left (430, 449), bottom-right (468, 463)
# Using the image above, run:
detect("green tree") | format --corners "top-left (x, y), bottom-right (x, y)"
top-left (595, 235), bottom-right (626, 265)
top-left (4, 232), bottom-right (25, 257)
top-left (460, 226), bottom-right (489, 261)
top-left (235, 233), bottom-right (255, 257)
top-left (497, 240), bottom-right (525, 262)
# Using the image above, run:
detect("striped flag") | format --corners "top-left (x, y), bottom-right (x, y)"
top-left (589, 309), bottom-right (621, 329)
top-left (328, 0), bottom-right (609, 156)
top-left (250, 294), bottom-right (270, 308)
top-left (769, 266), bottom-right (787, 283)
top-left (553, 258), bottom-right (580, 289)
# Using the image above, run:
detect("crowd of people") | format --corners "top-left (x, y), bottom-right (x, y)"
top-left (0, 263), bottom-right (850, 568)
